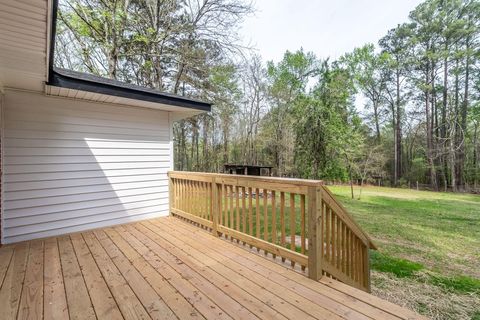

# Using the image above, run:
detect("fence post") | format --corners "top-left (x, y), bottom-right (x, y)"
top-left (168, 172), bottom-right (173, 216)
top-left (308, 184), bottom-right (323, 280)
top-left (212, 177), bottom-right (219, 236)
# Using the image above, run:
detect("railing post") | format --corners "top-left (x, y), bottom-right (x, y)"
top-left (308, 184), bottom-right (323, 280)
top-left (168, 173), bottom-right (173, 216)
top-left (211, 177), bottom-right (219, 236)
top-left (364, 245), bottom-right (371, 292)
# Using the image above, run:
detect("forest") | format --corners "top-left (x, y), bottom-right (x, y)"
top-left (55, 0), bottom-right (480, 192)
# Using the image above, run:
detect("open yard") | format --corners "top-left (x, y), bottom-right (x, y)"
top-left (328, 186), bottom-right (480, 320)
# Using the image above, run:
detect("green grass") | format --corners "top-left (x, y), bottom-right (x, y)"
top-left (328, 185), bottom-right (480, 319)
top-left (188, 185), bottom-right (480, 318)
top-left (370, 251), bottom-right (424, 277)
top-left (430, 275), bottom-right (480, 294)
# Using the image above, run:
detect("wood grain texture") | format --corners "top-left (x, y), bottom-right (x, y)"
top-left (0, 216), bottom-right (425, 320)
top-left (168, 171), bottom-right (374, 291)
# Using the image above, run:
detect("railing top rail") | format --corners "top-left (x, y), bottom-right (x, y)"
top-left (168, 171), bottom-right (324, 187)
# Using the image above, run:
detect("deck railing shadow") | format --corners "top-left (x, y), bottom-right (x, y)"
top-left (168, 171), bottom-right (377, 292)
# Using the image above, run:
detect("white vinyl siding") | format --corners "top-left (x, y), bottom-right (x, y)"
top-left (2, 91), bottom-right (171, 243)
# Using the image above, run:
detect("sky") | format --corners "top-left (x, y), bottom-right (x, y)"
top-left (240, 0), bottom-right (424, 63)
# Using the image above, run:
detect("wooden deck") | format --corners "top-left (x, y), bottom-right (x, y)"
top-left (0, 216), bottom-right (424, 320)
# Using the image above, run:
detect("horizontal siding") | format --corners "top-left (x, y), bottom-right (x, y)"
top-left (5, 147), bottom-right (170, 156)
top-left (2, 91), bottom-right (172, 243)
top-left (5, 168), bottom-right (169, 182)
top-left (4, 138), bottom-right (170, 149)
top-left (5, 193), bottom-right (165, 219)
top-left (4, 212), bottom-right (164, 244)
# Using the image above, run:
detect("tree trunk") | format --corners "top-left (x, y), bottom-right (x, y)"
top-left (395, 67), bottom-right (402, 186)
top-left (373, 100), bottom-right (381, 142)
top-left (457, 37), bottom-right (470, 191)
top-left (474, 122), bottom-right (479, 189)
top-left (425, 60), bottom-right (437, 190)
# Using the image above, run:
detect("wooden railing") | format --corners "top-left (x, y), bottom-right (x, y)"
top-left (168, 171), bottom-right (377, 292)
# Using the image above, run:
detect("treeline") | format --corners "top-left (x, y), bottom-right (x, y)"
top-left (57, 0), bottom-right (480, 191)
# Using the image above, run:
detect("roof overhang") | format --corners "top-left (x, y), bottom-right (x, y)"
top-left (0, 0), bottom-right (212, 116)
top-left (46, 68), bottom-right (211, 112)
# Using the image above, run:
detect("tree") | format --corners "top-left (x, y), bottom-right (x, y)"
top-left (342, 44), bottom-right (389, 142)
top-left (379, 24), bottom-right (412, 186)
top-left (265, 49), bottom-right (319, 176)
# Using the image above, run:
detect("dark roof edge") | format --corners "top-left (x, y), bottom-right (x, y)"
top-left (47, 0), bottom-right (211, 112)
top-left (47, 68), bottom-right (212, 111)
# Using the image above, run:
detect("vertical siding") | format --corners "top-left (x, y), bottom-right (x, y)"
top-left (2, 91), bottom-right (172, 243)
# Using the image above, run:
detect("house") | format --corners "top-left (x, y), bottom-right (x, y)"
top-left (0, 0), bottom-right (211, 244)
top-left (0, 0), bottom-right (426, 319)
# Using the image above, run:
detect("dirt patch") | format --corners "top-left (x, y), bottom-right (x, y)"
top-left (371, 271), bottom-right (480, 320)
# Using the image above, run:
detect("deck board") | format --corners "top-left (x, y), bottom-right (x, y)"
top-left (69, 233), bottom-right (123, 320)
top-left (0, 242), bottom-right (29, 319)
top-left (58, 236), bottom-right (96, 320)
top-left (0, 216), bottom-right (425, 320)
top-left (43, 238), bottom-right (69, 320)
top-left (159, 217), bottom-right (402, 320)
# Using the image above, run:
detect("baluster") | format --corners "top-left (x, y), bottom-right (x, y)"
top-left (229, 185), bottom-right (234, 230)
top-left (184, 180), bottom-right (190, 213)
top-left (336, 215), bottom-right (341, 269)
top-left (200, 182), bottom-right (203, 219)
top-left (341, 222), bottom-right (346, 273)
top-left (346, 228), bottom-right (350, 277)
top-left (176, 179), bottom-right (180, 209)
top-left (179, 179), bottom-right (182, 210)
top-left (255, 188), bottom-right (260, 239)
top-left (359, 239), bottom-right (363, 284)
top-left (171, 178), bottom-right (175, 210)
top-left (225, 185), bottom-right (229, 227)
top-left (199, 181), bottom-right (202, 217)
top-left (236, 186), bottom-right (240, 231)
top-left (221, 184), bottom-right (226, 227)
top-left (280, 192), bottom-right (285, 249)
top-left (217, 183), bottom-right (222, 232)
top-left (271, 191), bottom-right (276, 247)
top-left (207, 182), bottom-right (210, 220)
top-left (242, 187), bottom-right (246, 233)
top-left (300, 194), bottom-right (305, 254)
top-left (181, 179), bottom-right (185, 212)
top-left (208, 182), bottom-right (212, 221)
top-left (290, 193), bottom-right (296, 266)
top-left (321, 201), bottom-right (325, 263)
top-left (191, 181), bottom-right (195, 215)
top-left (204, 182), bottom-right (207, 219)
top-left (197, 181), bottom-right (201, 217)
top-left (191, 180), bottom-right (194, 214)
top-left (226, 184), bottom-right (230, 229)
top-left (331, 211), bottom-right (336, 267)
top-left (190, 180), bottom-right (194, 214)
top-left (353, 237), bottom-right (357, 282)
top-left (211, 181), bottom-right (217, 235)
top-left (357, 238), bottom-right (361, 283)
top-left (325, 205), bottom-right (330, 262)
top-left (263, 189), bottom-right (268, 242)
top-left (194, 181), bottom-right (198, 216)
top-left (248, 187), bottom-right (253, 235)
top-left (350, 230), bottom-right (354, 279)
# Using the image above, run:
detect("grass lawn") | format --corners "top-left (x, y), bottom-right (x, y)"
top-left (328, 185), bottom-right (480, 320)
